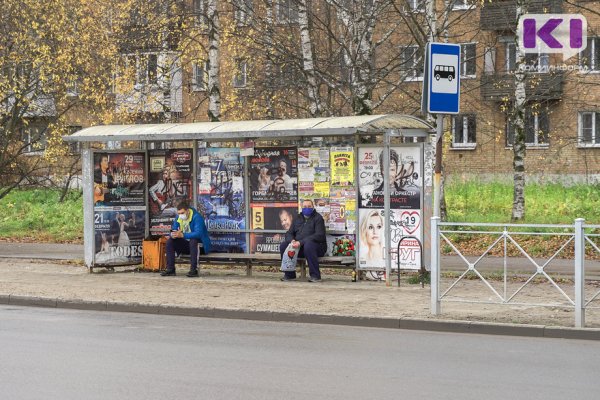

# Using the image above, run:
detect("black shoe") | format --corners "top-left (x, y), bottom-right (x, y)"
top-left (160, 270), bottom-right (176, 276)
top-left (186, 269), bottom-right (199, 277)
top-left (308, 276), bottom-right (322, 283)
top-left (280, 276), bottom-right (296, 281)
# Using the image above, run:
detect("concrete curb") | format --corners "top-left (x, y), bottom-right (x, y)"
top-left (3, 294), bottom-right (600, 341)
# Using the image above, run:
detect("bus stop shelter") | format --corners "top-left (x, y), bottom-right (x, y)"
top-left (64, 114), bottom-right (434, 284)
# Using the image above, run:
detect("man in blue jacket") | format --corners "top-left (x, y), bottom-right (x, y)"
top-left (161, 199), bottom-right (211, 277)
top-left (279, 199), bottom-right (327, 282)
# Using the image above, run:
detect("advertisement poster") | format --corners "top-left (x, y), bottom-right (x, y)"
top-left (330, 147), bottom-right (354, 186)
top-left (249, 147), bottom-right (298, 202)
top-left (357, 208), bottom-right (421, 270)
top-left (251, 205), bottom-right (297, 231)
top-left (94, 207), bottom-right (145, 265)
top-left (148, 149), bottom-right (193, 235)
top-left (93, 152), bottom-right (145, 207)
top-left (250, 233), bottom-right (286, 254)
top-left (198, 148), bottom-right (246, 253)
top-left (328, 201), bottom-right (346, 231)
top-left (358, 146), bottom-right (422, 209)
top-left (299, 147), bottom-right (330, 199)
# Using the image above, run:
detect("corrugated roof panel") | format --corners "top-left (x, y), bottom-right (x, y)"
top-left (64, 114), bottom-right (433, 142)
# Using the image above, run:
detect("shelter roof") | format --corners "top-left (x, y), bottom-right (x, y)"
top-left (63, 114), bottom-right (433, 142)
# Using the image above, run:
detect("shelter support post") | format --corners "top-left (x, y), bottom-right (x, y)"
top-left (82, 146), bottom-right (95, 272)
top-left (384, 130), bottom-right (392, 287)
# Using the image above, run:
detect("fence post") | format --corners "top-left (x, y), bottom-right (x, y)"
top-left (431, 217), bottom-right (441, 315)
top-left (574, 218), bottom-right (585, 328)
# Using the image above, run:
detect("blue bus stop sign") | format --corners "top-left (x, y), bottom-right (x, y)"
top-left (422, 42), bottom-right (461, 114)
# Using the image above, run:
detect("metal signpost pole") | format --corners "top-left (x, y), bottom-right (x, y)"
top-left (434, 114), bottom-right (443, 218)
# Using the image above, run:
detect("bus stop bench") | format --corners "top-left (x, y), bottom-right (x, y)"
top-left (195, 253), bottom-right (355, 278)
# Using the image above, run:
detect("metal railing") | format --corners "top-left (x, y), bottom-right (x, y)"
top-left (430, 218), bottom-right (600, 328)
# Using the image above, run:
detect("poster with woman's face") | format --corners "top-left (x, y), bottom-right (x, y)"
top-left (358, 146), bottom-right (421, 209)
top-left (358, 209), bottom-right (386, 269)
top-left (358, 208), bottom-right (422, 270)
top-left (94, 207), bottom-right (145, 265)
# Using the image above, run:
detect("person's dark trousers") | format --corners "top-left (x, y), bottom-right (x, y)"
top-left (166, 238), bottom-right (199, 272)
top-left (280, 240), bottom-right (326, 279)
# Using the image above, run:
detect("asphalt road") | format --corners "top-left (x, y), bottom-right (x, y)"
top-left (0, 306), bottom-right (599, 400)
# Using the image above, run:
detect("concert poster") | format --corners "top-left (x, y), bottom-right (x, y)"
top-left (357, 146), bottom-right (422, 209)
top-left (357, 208), bottom-right (422, 271)
top-left (249, 147), bottom-right (298, 203)
top-left (93, 152), bottom-right (146, 207)
top-left (197, 147), bottom-right (246, 253)
top-left (93, 207), bottom-right (145, 265)
top-left (148, 149), bottom-right (193, 236)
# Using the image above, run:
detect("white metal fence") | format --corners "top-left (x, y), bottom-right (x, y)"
top-left (430, 218), bottom-right (600, 328)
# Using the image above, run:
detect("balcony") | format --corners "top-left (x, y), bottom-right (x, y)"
top-left (480, 0), bottom-right (563, 31)
top-left (480, 72), bottom-right (564, 101)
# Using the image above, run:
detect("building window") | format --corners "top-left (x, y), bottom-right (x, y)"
top-left (21, 124), bottom-right (47, 153)
top-left (406, 0), bottom-right (426, 12)
top-left (277, 0), bottom-right (299, 24)
top-left (461, 43), bottom-right (476, 77)
top-left (579, 111), bottom-right (600, 146)
top-left (234, 0), bottom-right (253, 25)
top-left (452, 114), bottom-right (476, 148)
top-left (193, 0), bottom-right (207, 26)
top-left (580, 37), bottom-right (600, 71)
top-left (400, 45), bottom-right (423, 80)
top-left (506, 107), bottom-right (549, 147)
top-left (452, 0), bottom-right (474, 10)
top-left (122, 53), bottom-right (159, 87)
top-left (192, 61), bottom-right (208, 91)
top-left (233, 59), bottom-right (248, 88)
top-left (67, 126), bottom-right (82, 154)
top-left (505, 42), bottom-right (516, 72)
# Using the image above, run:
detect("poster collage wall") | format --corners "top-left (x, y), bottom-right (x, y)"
top-left (93, 152), bottom-right (146, 265)
top-left (357, 146), bottom-right (422, 271)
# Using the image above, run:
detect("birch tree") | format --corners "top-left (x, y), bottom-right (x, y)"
top-left (207, 0), bottom-right (221, 121)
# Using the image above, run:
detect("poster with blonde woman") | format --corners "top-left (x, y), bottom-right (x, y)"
top-left (358, 209), bottom-right (386, 269)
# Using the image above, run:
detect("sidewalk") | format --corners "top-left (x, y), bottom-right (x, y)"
top-left (0, 242), bottom-right (599, 340)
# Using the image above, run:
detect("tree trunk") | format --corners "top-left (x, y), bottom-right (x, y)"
top-left (264, 0), bottom-right (275, 118)
top-left (298, 0), bottom-right (321, 117)
top-left (511, 2), bottom-right (527, 221)
top-left (207, 0), bottom-right (221, 122)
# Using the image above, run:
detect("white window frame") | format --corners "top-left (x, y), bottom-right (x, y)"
top-left (401, 45), bottom-right (424, 81)
top-left (578, 111), bottom-right (600, 147)
top-left (193, 0), bottom-right (207, 26)
top-left (506, 110), bottom-right (550, 148)
top-left (452, 0), bottom-right (475, 10)
top-left (579, 36), bottom-right (600, 72)
top-left (451, 114), bottom-right (477, 149)
top-left (406, 0), bottom-right (426, 13)
top-left (122, 53), bottom-right (159, 88)
top-left (22, 124), bottom-right (47, 154)
top-left (277, 0), bottom-right (299, 24)
top-left (460, 42), bottom-right (477, 78)
top-left (192, 61), bottom-right (208, 91)
top-left (233, 59), bottom-right (248, 88)
top-left (234, 0), bottom-right (253, 25)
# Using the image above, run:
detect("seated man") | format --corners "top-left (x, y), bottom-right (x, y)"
top-left (161, 198), bottom-right (211, 277)
top-left (279, 199), bottom-right (327, 282)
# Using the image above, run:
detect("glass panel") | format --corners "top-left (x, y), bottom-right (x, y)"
top-left (453, 116), bottom-right (464, 144)
top-left (467, 115), bottom-right (476, 143)
top-left (537, 111), bottom-right (549, 144)
top-left (595, 113), bottom-right (600, 143)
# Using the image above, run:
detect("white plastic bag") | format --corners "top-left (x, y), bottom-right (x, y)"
top-left (280, 243), bottom-right (299, 272)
